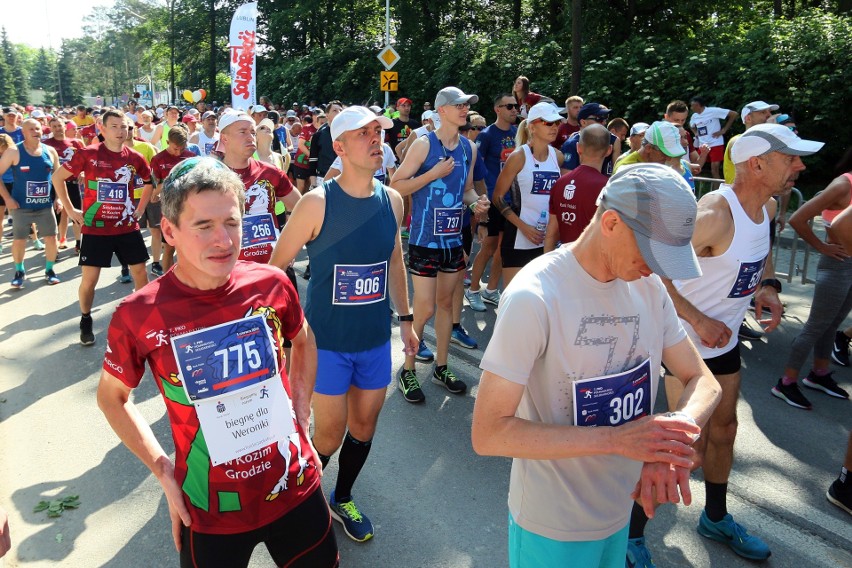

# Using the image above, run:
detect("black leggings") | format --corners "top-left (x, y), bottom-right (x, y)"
top-left (180, 487), bottom-right (339, 568)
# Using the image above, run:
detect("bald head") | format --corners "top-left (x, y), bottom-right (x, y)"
top-left (578, 123), bottom-right (611, 156)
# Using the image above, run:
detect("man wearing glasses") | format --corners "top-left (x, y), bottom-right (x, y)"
top-left (561, 103), bottom-right (621, 176)
top-left (465, 94), bottom-right (519, 312)
top-left (391, 86), bottom-right (489, 403)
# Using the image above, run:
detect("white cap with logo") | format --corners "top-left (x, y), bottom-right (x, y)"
top-left (330, 106), bottom-right (393, 141)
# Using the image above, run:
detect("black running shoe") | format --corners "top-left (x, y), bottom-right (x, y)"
top-left (398, 368), bottom-right (425, 403)
top-left (827, 479), bottom-right (852, 516)
top-left (738, 323), bottom-right (763, 341)
top-left (80, 315), bottom-right (95, 346)
top-left (770, 379), bottom-right (812, 409)
top-left (802, 371), bottom-right (849, 399)
top-left (832, 331), bottom-right (851, 367)
top-left (432, 367), bottom-right (467, 394)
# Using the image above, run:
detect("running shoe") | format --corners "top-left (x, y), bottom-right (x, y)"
top-left (737, 323), bottom-right (763, 341)
top-left (45, 270), bottom-right (60, 285)
top-left (802, 371), bottom-right (849, 399)
top-left (151, 262), bottom-right (164, 276)
top-left (827, 479), bottom-right (852, 516)
top-left (400, 229), bottom-right (409, 240)
top-left (432, 367), bottom-right (467, 394)
top-left (11, 270), bottom-right (25, 288)
top-left (464, 289), bottom-right (486, 312)
top-left (329, 490), bottom-right (374, 542)
top-left (32, 238), bottom-right (45, 251)
top-left (302, 264), bottom-right (311, 280)
top-left (697, 511), bottom-right (771, 560)
top-left (58, 239), bottom-right (68, 249)
top-left (832, 331), bottom-right (851, 367)
top-left (463, 272), bottom-right (471, 286)
top-left (626, 536), bottom-right (656, 568)
top-left (118, 268), bottom-right (132, 284)
top-left (451, 325), bottom-right (478, 349)
top-left (415, 340), bottom-right (434, 362)
top-left (480, 288), bottom-right (501, 306)
top-left (771, 379), bottom-right (812, 410)
top-left (80, 316), bottom-right (95, 346)
top-left (398, 368), bottom-right (425, 403)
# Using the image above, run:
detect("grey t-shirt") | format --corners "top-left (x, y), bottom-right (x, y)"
top-left (480, 246), bottom-right (686, 541)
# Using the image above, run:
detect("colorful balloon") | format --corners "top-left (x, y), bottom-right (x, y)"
top-left (183, 89), bottom-right (193, 102)
top-left (192, 90), bottom-right (202, 103)
top-left (198, 89), bottom-right (207, 100)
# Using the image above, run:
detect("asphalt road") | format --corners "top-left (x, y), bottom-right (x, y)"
top-left (1, 230), bottom-right (851, 568)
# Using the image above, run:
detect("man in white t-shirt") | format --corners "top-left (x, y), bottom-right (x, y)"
top-left (688, 96), bottom-right (738, 180)
top-left (472, 163), bottom-right (722, 568)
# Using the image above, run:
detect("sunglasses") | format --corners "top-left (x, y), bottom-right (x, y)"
top-left (586, 116), bottom-right (607, 123)
top-left (469, 126), bottom-right (484, 131)
top-left (453, 103), bottom-right (470, 110)
top-left (499, 104), bottom-right (520, 110)
top-left (536, 120), bottom-right (559, 127)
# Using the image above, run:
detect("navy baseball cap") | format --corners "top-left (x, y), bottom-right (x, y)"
top-left (578, 103), bottom-right (612, 121)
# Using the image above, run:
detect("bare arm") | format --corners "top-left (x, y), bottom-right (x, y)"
top-left (0, 148), bottom-right (18, 206)
top-left (52, 166), bottom-right (83, 225)
top-left (386, 188), bottom-right (418, 356)
top-left (389, 136), bottom-right (452, 197)
top-left (268, 190), bottom-right (324, 270)
top-left (280, 186), bottom-right (302, 212)
top-left (716, 110), bottom-right (738, 138)
top-left (789, 175), bottom-right (851, 259)
top-left (97, 371), bottom-right (191, 550)
top-left (286, 319), bottom-right (317, 433)
top-left (323, 167), bottom-right (341, 182)
top-left (543, 213), bottom-right (560, 253)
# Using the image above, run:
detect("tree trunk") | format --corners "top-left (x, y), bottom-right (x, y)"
top-left (209, 0), bottom-right (216, 99)
top-left (571, 0), bottom-right (581, 94)
top-left (513, 0), bottom-right (521, 30)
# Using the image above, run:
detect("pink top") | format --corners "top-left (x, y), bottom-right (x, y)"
top-left (822, 173), bottom-right (852, 227)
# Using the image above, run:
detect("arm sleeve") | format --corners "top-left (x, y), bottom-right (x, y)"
top-left (62, 145), bottom-right (86, 176)
top-left (277, 275), bottom-right (306, 340)
top-left (480, 287), bottom-right (549, 385)
top-left (275, 170), bottom-right (294, 198)
top-left (103, 303), bottom-right (148, 389)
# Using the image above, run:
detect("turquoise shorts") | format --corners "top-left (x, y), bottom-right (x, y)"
top-left (508, 513), bottom-right (629, 568)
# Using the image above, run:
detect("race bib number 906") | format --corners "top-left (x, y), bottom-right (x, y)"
top-left (573, 358), bottom-right (652, 427)
top-left (333, 261), bottom-right (387, 305)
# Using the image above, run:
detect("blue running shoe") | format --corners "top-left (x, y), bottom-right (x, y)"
top-left (11, 270), bottom-right (25, 288)
top-left (329, 490), bottom-right (374, 542)
top-left (415, 340), bottom-right (434, 362)
top-left (451, 325), bottom-right (478, 349)
top-left (697, 511), bottom-right (771, 560)
top-left (118, 268), bottom-right (132, 284)
top-left (45, 270), bottom-right (60, 285)
top-left (626, 536), bottom-right (656, 568)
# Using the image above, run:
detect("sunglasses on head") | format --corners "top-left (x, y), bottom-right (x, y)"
top-left (499, 103), bottom-right (520, 110)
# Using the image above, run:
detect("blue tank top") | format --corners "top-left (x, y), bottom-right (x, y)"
top-left (409, 131), bottom-right (470, 249)
top-left (1, 128), bottom-right (24, 183)
top-left (305, 179), bottom-right (398, 352)
top-left (12, 142), bottom-right (54, 210)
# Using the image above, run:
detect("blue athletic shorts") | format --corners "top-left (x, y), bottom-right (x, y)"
top-left (315, 340), bottom-right (392, 395)
top-left (508, 512), bottom-right (628, 568)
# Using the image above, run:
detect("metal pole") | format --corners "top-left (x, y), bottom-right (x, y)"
top-left (384, 0), bottom-right (389, 109)
top-left (170, 0), bottom-right (176, 105)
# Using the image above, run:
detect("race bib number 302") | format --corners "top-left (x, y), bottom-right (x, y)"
top-left (333, 261), bottom-right (387, 305)
top-left (97, 181), bottom-right (128, 203)
top-left (573, 358), bottom-right (652, 427)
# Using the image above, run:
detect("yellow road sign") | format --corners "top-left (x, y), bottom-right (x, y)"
top-left (381, 71), bottom-right (398, 92)
top-left (377, 45), bottom-right (400, 70)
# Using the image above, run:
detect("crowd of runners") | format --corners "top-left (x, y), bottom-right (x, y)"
top-left (1, 76), bottom-right (850, 567)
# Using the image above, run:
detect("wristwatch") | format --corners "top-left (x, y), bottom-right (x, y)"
top-left (759, 278), bottom-right (782, 293)
top-left (397, 314), bottom-right (414, 322)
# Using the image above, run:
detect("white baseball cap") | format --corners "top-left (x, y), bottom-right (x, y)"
top-left (217, 110), bottom-right (253, 132)
top-left (741, 101), bottom-right (779, 124)
top-left (330, 106), bottom-right (393, 141)
top-left (730, 123), bottom-right (823, 164)
top-left (526, 102), bottom-right (563, 123)
top-left (30, 109), bottom-right (45, 119)
top-left (644, 121), bottom-right (686, 158)
top-left (629, 122), bottom-right (650, 136)
top-left (421, 110), bottom-right (434, 122)
top-left (250, 104), bottom-right (268, 114)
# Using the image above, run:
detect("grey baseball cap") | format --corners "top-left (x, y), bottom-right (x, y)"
top-left (434, 86), bottom-right (478, 108)
top-left (596, 163), bottom-right (701, 280)
top-left (730, 123), bottom-right (823, 164)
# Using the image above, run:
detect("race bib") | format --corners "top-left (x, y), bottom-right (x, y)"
top-left (531, 170), bottom-right (559, 195)
top-left (97, 181), bottom-right (128, 203)
top-left (171, 314), bottom-right (293, 466)
top-left (333, 261), bottom-right (387, 305)
top-left (573, 358), bottom-right (652, 427)
top-left (434, 207), bottom-right (463, 235)
top-left (727, 258), bottom-right (765, 298)
top-left (697, 126), bottom-right (708, 137)
top-left (241, 213), bottom-right (278, 249)
top-left (26, 181), bottom-right (50, 198)
top-left (204, 142), bottom-right (215, 155)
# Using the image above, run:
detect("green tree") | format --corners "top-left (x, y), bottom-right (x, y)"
top-left (56, 41), bottom-right (83, 106)
top-left (0, 47), bottom-right (13, 104)
top-left (31, 48), bottom-right (58, 104)
top-left (0, 28), bottom-right (18, 103)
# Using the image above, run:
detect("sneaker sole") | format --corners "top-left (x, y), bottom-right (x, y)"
top-left (696, 525), bottom-right (771, 560)
top-left (414, 353), bottom-right (434, 362)
top-left (466, 304), bottom-right (486, 312)
top-left (770, 387), bottom-right (811, 409)
top-left (802, 378), bottom-right (848, 399)
top-left (481, 297), bottom-right (499, 306)
top-left (431, 376), bottom-right (466, 394)
top-left (80, 337), bottom-right (95, 346)
top-left (831, 349), bottom-right (850, 367)
top-left (450, 336), bottom-right (478, 349)
top-left (329, 508), bottom-right (374, 542)
top-left (827, 490), bottom-right (852, 516)
top-left (397, 379), bottom-right (425, 403)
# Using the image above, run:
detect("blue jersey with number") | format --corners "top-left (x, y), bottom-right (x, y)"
top-left (305, 179), bottom-right (397, 352)
top-left (409, 131), bottom-right (470, 250)
top-left (12, 142), bottom-right (54, 209)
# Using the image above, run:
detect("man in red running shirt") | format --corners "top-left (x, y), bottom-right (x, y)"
top-left (98, 157), bottom-right (339, 568)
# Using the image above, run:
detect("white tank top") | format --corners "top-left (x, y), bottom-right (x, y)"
top-left (512, 144), bottom-right (560, 250)
top-left (138, 125), bottom-right (156, 143)
top-left (673, 184), bottom-right (769, 358)
top-left (197, 130), bottom-right (220, 157)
